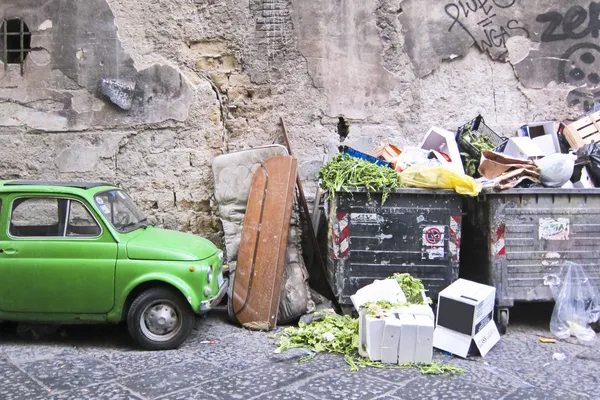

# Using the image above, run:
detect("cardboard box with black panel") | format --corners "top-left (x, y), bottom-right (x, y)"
top-left (432, 279), bottom-right (500, 358)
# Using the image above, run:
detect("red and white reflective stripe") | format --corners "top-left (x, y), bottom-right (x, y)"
top-left (449, 215), bottom-right (462, 262)
top-left (492, 224), bottom-right (506, 256)
top-left (333, 212), bottom-right (350, 259)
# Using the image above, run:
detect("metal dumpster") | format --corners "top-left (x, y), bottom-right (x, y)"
top-left (463, 188), bottom-right (600, 334)
top-left (325, 188), bottom-right (463, 313)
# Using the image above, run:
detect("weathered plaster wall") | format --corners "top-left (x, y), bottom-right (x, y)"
top-left (0, 0), bottom-right (592, 242)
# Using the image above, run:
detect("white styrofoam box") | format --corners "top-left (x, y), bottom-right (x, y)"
top-left (395, 314), bottom-right (434, 364)
top-left (433, 279), bottom-right (499, 358)
top-left (503, 137), bottom-right (545, 159)
top-left (381, 318), bottom-right (402, 364)
top-left (414, 314), bottom-right (434, 363)
top-left (573, 166), bottom-right (596, 188)
top-left (397, 314), bottom-right (418, 364)
top-left (418, 127), bottom-right (465, 175)
top-left (364, 314), bottom-right (386, 361)
top-left (392, 304), bottom-right (435, 321)
top-left (358, 309), bottom-right (369, 358)
top-left (351, 279), bottom-right (407, 311)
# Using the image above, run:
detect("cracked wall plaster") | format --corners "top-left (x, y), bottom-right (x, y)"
top-left (0, 0), bottom-right (193, 131)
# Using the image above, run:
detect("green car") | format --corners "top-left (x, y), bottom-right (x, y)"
top-left (0, 180), bottom-right (227, 350)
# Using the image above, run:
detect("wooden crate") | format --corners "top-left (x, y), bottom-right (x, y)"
top-left (564, 111), bottom-right (600, 150)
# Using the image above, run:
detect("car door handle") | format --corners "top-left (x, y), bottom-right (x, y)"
top-left (0, 249), bottom-right (17, 254)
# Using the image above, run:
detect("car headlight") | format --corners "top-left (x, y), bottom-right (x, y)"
top-left (207, 264), bottom-right (213, 283)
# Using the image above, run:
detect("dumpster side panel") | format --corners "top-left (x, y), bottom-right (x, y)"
top-left (326, 190), bottom-right (462, 306)
top-left (484, 191), bottom-right (600, 307)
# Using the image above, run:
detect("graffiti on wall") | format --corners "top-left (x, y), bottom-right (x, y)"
top-left (536, 3), bottom-right (600, 111)
top-left (444, 0), bottom-right (529, 59)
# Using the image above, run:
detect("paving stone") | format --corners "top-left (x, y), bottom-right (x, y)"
top-left (0, 361), bottom-right (50, 400)
top-left (118, 360), bottom-right (225, 399)
top-left (504, 388), bottom-right (591, 400)
top-left (49, 383), bottom-right (144, 400)
top-left (2, 343), bottom-right (80, 365)
top-left (90, 349), bottom-right (188, 375)
top-left (158, 387), bottom-right (220, 400)
top-left (253, 388), bottom-right (323, 400)
top-left (21, 356), bottom-right (121, 391)
top-left (295, 371), bottom-right (399, 400)
top-left (392, 375), bottom-right (509, 400)
top-left (195, 363), bottom-right (314, 400)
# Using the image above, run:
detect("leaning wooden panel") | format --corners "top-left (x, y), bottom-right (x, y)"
top-left (231, 155), bottom-right (298, 331)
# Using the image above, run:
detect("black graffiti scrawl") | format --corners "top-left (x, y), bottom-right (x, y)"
top-left (444, 0), bottom-right (529, 59)
top-left (535, 3), bottom-right (600, 111)
top-left (401, 0), bottom-right (600, 112)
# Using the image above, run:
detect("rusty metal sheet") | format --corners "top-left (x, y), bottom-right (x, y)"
top-left (231, 155), bottom-right (297, 331)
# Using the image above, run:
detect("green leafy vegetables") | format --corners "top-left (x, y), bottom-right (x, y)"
top-left (275, 274), bottom-right (463, 376)
top-left (318, 154), bottom-right (402, 203)
top-left (390, 272), bottom-right (432, 305)
top-left (275, 311), bottom-right (463, 375)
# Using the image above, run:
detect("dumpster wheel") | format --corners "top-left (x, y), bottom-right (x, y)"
top-left (498, 308), bottom-right (509, 335)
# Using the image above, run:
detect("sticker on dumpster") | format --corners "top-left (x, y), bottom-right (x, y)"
top-left (350, 213), bottom-right (383, 225)
top-left (423, 226), bottom-right (445, 246)
top-left (424, 247), bottom-right (445, 260)
top-left (539, 218), bottom-right (570, 240)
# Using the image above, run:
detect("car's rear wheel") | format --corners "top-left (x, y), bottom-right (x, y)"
top-left (127, 287), bottom-right (194, 350)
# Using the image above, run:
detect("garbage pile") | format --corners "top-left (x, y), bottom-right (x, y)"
top-left (275, 273), bottom-right (466, 374)
top-left (319, 111), bottom-right (600, 197)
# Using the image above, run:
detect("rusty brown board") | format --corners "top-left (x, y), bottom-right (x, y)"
top-left (230, 155), bottom-right (298, 331)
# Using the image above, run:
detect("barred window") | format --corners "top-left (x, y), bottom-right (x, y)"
top-left (0, 18), bottom-right (32, 74)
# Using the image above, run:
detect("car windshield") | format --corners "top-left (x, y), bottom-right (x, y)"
top-left (94, 189), bottom-right (148, 233)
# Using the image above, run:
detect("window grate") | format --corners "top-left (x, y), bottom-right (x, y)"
top-left (0, 18), bottom-right (32, 75)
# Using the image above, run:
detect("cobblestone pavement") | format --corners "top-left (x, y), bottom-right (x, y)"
top-left (0, 303), bottom-right (598, 400)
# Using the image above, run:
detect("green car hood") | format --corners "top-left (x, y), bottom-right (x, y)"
top-left (126, 227), bottom-right (218, 261)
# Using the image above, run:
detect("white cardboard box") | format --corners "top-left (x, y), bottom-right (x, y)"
top-left (419, 127), bottom-right (465, 175)
top-left (517, 122), bottom-right (560, 155)
top-left (433, 279), bottom-right (500, 358)
top-left (503, 137), bottom-right (545, 160)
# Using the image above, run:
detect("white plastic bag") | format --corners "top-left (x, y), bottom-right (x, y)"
top-left (549, 261), bottom-right (600, 341)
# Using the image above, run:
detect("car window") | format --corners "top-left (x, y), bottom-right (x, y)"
top-left (67, 201), bottom-right (101, 237)
top-left (10, 198), bottom-right (61, 237)
top-left (10, 197), bottom-right (101, 238)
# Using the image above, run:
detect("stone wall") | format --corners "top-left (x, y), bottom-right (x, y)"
top-left (0, 0), bottom-right (593, 244)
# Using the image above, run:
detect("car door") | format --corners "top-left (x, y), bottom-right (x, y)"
top-left (0, 194), bottom-right (117, 314)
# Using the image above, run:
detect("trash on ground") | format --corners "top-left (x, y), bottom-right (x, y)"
top-left (433, 279), bottom-right (500, 358)
top-left (549, 261), bottom-right (600, 342)
top-left (539, 337), bottom-right (557, 343)
top-left (354, 274), bottom-right (434, 364)
top-left (552, 352), bottom-right (566, 361)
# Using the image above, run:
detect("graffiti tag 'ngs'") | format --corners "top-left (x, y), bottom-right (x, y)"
top-left (445, 0), bottom-right (529, 53)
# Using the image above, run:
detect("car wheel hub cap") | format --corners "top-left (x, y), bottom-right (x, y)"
top-left (140, 301), bottom-right (182, 341)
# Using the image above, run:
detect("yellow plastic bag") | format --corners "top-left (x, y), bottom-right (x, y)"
top-left (399, 166), bottom-right (482, 196)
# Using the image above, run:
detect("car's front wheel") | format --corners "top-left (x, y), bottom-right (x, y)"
top-left (127, 287), bottom-right (194, 350)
